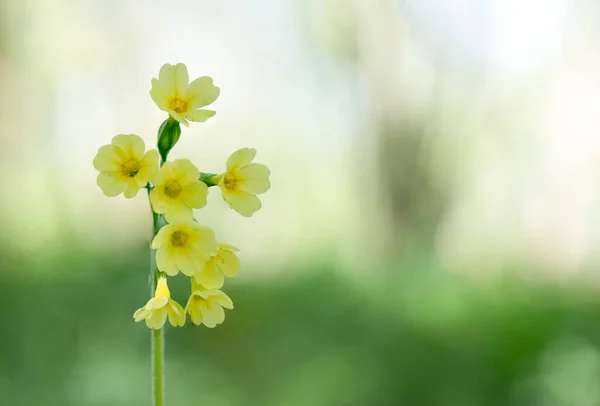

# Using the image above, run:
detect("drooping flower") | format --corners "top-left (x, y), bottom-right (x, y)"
top-left (93, 134), bottom-right (159, 198)
top-left (150, 159), bottom-right (208, 223)
top-left (150, 63), bottom-right (220, 126)
top-left (194, 244), bottom-right (240, 289)
top-left (214, 148), bottom-right (271, 217)
top-left (151, 221), bottom-right (218, 277)
top-left (134, 277), bottom-right (186, 329)
top-left (185, 279), bottom-right (234, 328)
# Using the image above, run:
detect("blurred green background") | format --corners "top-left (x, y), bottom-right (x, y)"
top-left (3, 0), bottom-right (600, 405)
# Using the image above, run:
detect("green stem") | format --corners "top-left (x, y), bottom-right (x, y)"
top-left (149, 205), bottom-right (164, 405)
top-left (152, 327), bottom-right (164, 406)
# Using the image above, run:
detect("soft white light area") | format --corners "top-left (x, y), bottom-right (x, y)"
top-left (487, 0), bottom-right (569, 74)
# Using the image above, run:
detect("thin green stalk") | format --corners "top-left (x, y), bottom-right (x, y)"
top-left (152, 327), bottom-right (164, 406)
top-left (150, 205), bottom-right (164, 406)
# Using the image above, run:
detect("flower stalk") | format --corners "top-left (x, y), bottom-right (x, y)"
top-left (92, 62), bottom-right (271, 405)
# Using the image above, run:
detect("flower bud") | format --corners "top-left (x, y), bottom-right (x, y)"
top-left (157, 117), bottom-right (181, 163)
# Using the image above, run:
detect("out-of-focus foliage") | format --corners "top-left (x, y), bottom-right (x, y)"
top-left (3, 240), bottom-right (600, 406)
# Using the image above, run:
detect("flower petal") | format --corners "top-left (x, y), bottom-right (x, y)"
top-left (237, 163), bottom-right (271, 194)
top-left (146, 296), bottom-right (169, 311)
top-left (146, 308), bottom-right (168, 330)
top-left (156, 247), bottom-right (179, 276)
top-left (151, 225), bottom-right (174, 249)
top-left (221, 188), bottom-right (262, 217)
top-left (226, 148), bottom-right (256, 170)
top-left (93, 145), bottom-right (121, 172)
top-left (200, 301), bottom-right (225, 328)
top-left (150, 78), bottom-right (169, 111)
top-left (179, 182), bottom-right (208, 209)
top-left (175, 251), bottom-right (204, 277)
top-left (167, 300), bottom-right (186, 327)
top-left (111, 134), bottom-right (145, 158)
top-left (196, 260), bottom-right (225, 289)
top-left (134, 307), bottom-right (150, 322)
top-left (218, 250), bottom-right (240, 278)
top-left (150, 189), bottom-right (169, 213)
top-left (163, 202), bottom-right (193, 223)
top-left (123, 179), bottom-right (141, 199)
top-left (138, 150), bottom-right (159, 182)
top-left (212, 291), bottom-right (234, 309)
top-left (97, 172), bottom-right (127, 197)
top-left (172, 159), bottom-right (200, 184)
top-left (186, 109), bottom-right (216, 123)
top-left (186, 76), bottom-right (220, 108)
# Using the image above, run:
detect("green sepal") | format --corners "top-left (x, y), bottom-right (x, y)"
top-left (157, 117), bottom-right (181, 164)
top-left (199, 172), bottom-right (219, 187)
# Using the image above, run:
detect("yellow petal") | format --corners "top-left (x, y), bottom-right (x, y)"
top-left (151, 224), bottom-right (174, 248)
top-left (218, 250), bottom-right (240, 278)
top-left (157, 160), bottom-right (176, 181)
top-left (196, 260), bottom-right (225, 289)
top-left (146, 296), bottom-right (169, 310)
top-left (97, 172), bottom-right (127, 197)
top-left (158, 63), bottom-right (188, 97)
top-left (167, 300), bottom-right (186, 327)
top-left (123, 179), bottom-right (141, 199)
top-left (179, 182), bottom-right (208, 209)
top-left (200, 301), bottom-right (225, 328)
top-left (150, 78), bottom-right (169, 111)
top-left (187, 298), bottom-right (203, 325)
top-left (222, 188), bottom-right (262, 217)
top-left (186, 76), bottom-right (220, 109)
top-left (134, 307), bottom-right (150, 321)
top-left (212, 291), bottom-right (234, 309)
top-left (163, 203), bottom-right (193, 224)
top-left (169, 111), bottom-right (189, 127)
top-left (237, 163), bottom-right (271, 194)
top-left (149, 188), bottom-right (169, 213)
top-left (111, 134), bottom-right (145, 158)
top-left (93, 145), bottom-right (121, 172)
top-left (172, 159), bottom-right (200, 184)
top-left (174, 251), bottom-right (204, 277)
top-left (146, 308), bottom-right (168, 330)
top-left (186, 109), bottom-right (216, 122)
top-left (138, 150), bottom-right (159, 182)
top-left (226, 148), bottom-right (256, 170)
top-left (156, 247), bottom-right (179, 276)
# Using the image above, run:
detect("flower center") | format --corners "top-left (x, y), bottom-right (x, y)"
top-left (168, 98), bottom-right (188, 114)
top-left (171, 231), bottom-right (188, 247)
top-left (121, 159), bottom-right (141, 177)
top-left (223, 173), bottom-right (237, 190)
top-left (164, 180), bottom-right (182, 199)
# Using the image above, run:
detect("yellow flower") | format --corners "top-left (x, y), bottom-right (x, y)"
top-left (150, 159), bottom-right (208, 223)
top-left (194, 244), bottom-right (240, 289)
top-left (150, 63), bottom-right (220, 127)
top-left (185, 280), bottom-right (234, 328)
top-left (151, 221), bottom-right (218, 277)
top-left (215, 148), bottom-right (271, 217)
top-left (134, 277), bottom-right (186, 329)
top-left (93, 134), bottom-right (159, 198)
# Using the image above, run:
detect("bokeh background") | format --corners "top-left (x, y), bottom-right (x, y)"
top-left (2, 0), bottom-right (600, 405)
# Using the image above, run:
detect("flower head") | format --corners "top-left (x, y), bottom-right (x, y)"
top-left (151, 221), bottom-right (218, 277)
top-left (150, 63), bottom-right (220, 126)
top-left (150, 159), bottom-right (208, 223)
top-left (93, 134), bottom-right (159, 198)
top-left (185, 280), bottom-right (234, 328)
top-left (195, 244), bottom-right (240, 289)
top-left (134, 277), bottom-right (186, 329)
top-left (215, 148), bottom-right (271, 217)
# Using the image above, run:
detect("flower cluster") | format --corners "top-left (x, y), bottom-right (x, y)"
top-left (93, 63), bottom-right (270, 329)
